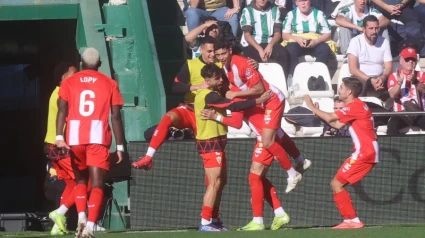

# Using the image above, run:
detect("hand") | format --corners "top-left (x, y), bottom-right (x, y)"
top-left (116, 150), bottom-right (123, 164)
top-left (356, 26), bottom-right (364, 33)
top-left (324, 131), bottom-right (331, 137)
top-left (257, 48), bottom-right (267, 62)
top-left (203, 20), bottom-right (218, 29)
top-left (246, 57), bottom-right (259, 70)
top-left (201, 109), bottom-right (217, 120)
top-left (396, 70), bottom-right (404, 84)
top-left (263, 44), bottom-right (273, 60)
top-left (224, 8), bottom-right (238, 19)
top-left (196, 81), bottom-right (209, 90)
top-left (303, 94), bottom-right (314, 109)
top-left (314, 102), bottom-right (319, 109)
top-left (257, 90), bottom-right (273, 104)
top-left (417, 82), bottom-right (425, 93)
top-left (296, 37), bottom-right (306, 47)
top-left (371, 77), bottom-right (385, 91)
top-left (306, 39), bottom-right (318, 48)
top-left (55, 140), bottom-right (70, 150)
top-left (406, 72), bottom-right (414, 82)
top-left (386, 4), bottom-right (401, 15)
top-left (226, 90), bottom-right (238, 99)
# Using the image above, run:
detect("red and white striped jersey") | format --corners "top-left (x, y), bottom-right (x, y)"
top-left (387, 70), bottom-right (425, 112)
top-left (59, 70), bottom-right (124, 147)
top-left (223, 54), bottom-right (285, 103)
top-left (335, 98), bottom-right (379, 163)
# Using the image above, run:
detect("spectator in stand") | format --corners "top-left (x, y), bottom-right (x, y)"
top-left (185, 16), bottom-right (242, 58)
top-left (370, 0), bottom-right (418, 24)
top-left (415, 0), bottom-right (425, 25)
top-left (386, 47), bottom-right (425, 135)
top-left (321, 97), bottom-right (351, 136)
top-left (347, 15), bottom-right (392, 100)
top-left (185, 0), bottom-right (240, 36)
top-left (240, 0), bottom-right (290, 77)
top-left (336, 0), bottom-right (389, 54)
top-left (282, 0), bottom-right (332, 80)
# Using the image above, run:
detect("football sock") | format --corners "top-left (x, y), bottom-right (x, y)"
top-left (333, 190), bottom-right (357, 219)
top-left (262, 177), bottom-right (282, 210)
top-left (351, 217), bottom-right (361, 223)
top-left (86, 221), bottom-right (95, 231)
top-left (201, 206), bottom-right (213, 225)
top-left (265, 142), bottom-right (292, 170)
top-left (60, 179), bottom-right (76, 206)
top-left (253, 217), bottom-right (264, 224)
top-left (148, 115), bottom-right (173, 153)
top-left (87, 188), bottom-right (104, 224)
top-left (249, 173), bottom-right (264, 217)
top-left (74, 184), bottom-right (87, 215)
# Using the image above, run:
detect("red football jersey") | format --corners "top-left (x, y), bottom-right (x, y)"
top-left (59, 70), bottom-right (124, 147)
top-left (335, 98), bottom-right (379, 163)
top-left (387, 70), bottom-right (425, 112)
top-left (223, 55), bottom-right (285, 103)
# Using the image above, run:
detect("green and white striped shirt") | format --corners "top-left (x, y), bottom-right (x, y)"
top-left (240, 3), bottom-right (282, 44)
top-left (338, 5), bottom-right (382, 34)
top-left (282, 8), bottom-right (331, 34)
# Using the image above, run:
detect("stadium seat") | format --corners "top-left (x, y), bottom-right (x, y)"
top-left (337, 63), bottom-right (350, 89)
top-left (299, 97), bottom-right (334, 136)
top-left (359, 96), bottom-right (384, 107)
top-left (258, 63), bottom-right (289, 98)
top-left (282, 100), bottom-right (296, 137)
top-left (292, 62), bottom-right (334, 98)
top-left (377, 125), bottom-right (424, 135)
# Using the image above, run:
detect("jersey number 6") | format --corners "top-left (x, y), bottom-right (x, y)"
top-left (79, 90), bottom-right (95, 117)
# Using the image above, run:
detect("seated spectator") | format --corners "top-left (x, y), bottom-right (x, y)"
top-left (347, 15), bottom-right (392, 99)
top-left (240, 0), bottom-right (290, 77)
top-left (185, 0), bottom-right (240, 36)
top-left (321, 97), bottom-right (351, 136)
top-left (415, 0), bottom-right (425, 25)
top-left (336, 0), bottom-right (389, 54)
top-left (387, 47), bottom-right (425, 135)
top-left (370, 0), bottom-right (418, 24)
top-left (282, 0), bottom-right (332, 80)
top-left (185, 16), bottom-right (242, 58)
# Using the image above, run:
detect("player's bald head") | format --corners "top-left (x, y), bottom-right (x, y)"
top-left (81, 47), bottom-right (101, 70)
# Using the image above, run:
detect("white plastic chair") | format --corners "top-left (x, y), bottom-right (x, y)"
top-left (299, 97), bottom-right (334, 136)
top-left (259, 63), bottom-right (288, 98)
top-left (337, 63), bottom-right (351, 89)
top-left (292, 62), bottom-right (334, 98)
top-left (281, 100), bottom-right (296, 137)
top-left (359, 96), bottom-right (384, 107)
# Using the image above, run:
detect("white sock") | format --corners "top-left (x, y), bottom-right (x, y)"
top-left (294, 155), bottom-right (305, 165)
top-left (78, 212), bottom-right (86, 220)
top-left (53, 224), bottom-right (59, 229)
top-left (146, 147), bottom-right (156, 157)
top-left (86, 221), bottom-right (95, 231)
top-left (351, 217), bottom-right (360, 223)
top-left (274, 207), bottom-right (285, 217)
top-left (343, 219), bottom-right (351, 223)
top-left (286, 167), bottom-right (297, 177)
top-left (201, 218), bottom-right (211, 225)
top-left (57, 205), bottom-right (68, 215)
top-left (253, 217), bottom-right (263, 224)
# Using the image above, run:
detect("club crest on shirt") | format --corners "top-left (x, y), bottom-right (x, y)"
top-left (339, 107), bottom-right (349, 115)
top-left (245, 68), bottom-right (252, 79)
top-left (216, 152), bottom-right (222, 164)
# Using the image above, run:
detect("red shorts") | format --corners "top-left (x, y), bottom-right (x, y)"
top-left (251, 140), bottom-right (274, 166)
top-left (263, 96), bottom-right (284, 130)
top-left (169, 104), bottom-right (197, 135)
top-left (51, 157), bottom-right (75, 180)
top-left (335, 158), bottom-right (375, 185)
top-left (200, 151), bottom-right (227, 168)
top-left (71, 144), bottom-right (110, 171)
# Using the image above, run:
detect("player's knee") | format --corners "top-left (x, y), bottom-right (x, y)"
top-left (262, 140), bottom-right (273, 148)
top-left (330, 178), bottom-right (342, 193)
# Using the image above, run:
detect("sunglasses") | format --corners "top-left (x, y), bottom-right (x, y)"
top-left (404, 57), bottom-right (417, 62)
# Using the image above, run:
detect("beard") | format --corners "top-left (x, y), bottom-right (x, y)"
top-left (366, 33), bottom-right (378, 44)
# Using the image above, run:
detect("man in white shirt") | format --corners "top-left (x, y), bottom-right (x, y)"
top-left (347, 15), bottom-right (392, 98)
top-left (336, 0), bottom-right (389, 54)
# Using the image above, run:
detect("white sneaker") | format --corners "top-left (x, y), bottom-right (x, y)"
top-left (295, 159), bottom-right (312, 173)
top-left (81, 226), bottom-right (95, 238)
top-left (75, 218), bottom-right (87, 238)
top-left (285, 172), bottom-right (302, 193)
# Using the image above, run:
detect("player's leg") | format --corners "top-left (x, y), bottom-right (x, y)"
top-left (277, 130), bottom-right (311, 173)
top-left (133, 106), bottom-right (195, 169)
top-left (49, 158), bottom-right (76, 235)
top-left (332, 158), bottom-right (374, 229)
top-left (262, 176), bottom-right (290, 230)
top-left (199, 152), bottom-right (224, 232)
top-left (238, 161), bottom-right (267, 231)
top-left (211, 154), bottom-right (228, 230)
top-left (82, 145), bottom-right (110, 237)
